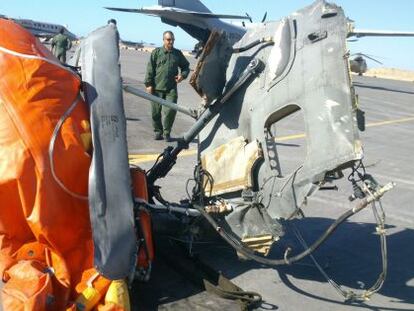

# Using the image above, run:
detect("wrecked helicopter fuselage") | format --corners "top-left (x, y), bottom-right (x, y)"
top-left (135, 0), bottom-right (394, 269)
top-left (123, 2), bottom-right (395, 301)
top-left (190, 0), bottom-right (364, 252)
top-left (119, 0), bottom-right (395, 301)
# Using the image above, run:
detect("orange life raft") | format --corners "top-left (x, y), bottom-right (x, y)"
top-left (0, 19), bottom-right (146, 310)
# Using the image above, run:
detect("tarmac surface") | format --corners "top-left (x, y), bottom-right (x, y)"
top-left (121, 50), bottom-right (414, 311)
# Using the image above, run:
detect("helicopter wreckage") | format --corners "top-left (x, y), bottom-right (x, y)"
top-left (0, 0), bottom-right (396, 309)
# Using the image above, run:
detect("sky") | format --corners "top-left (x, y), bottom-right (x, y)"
top-left (1, 0), bottom-right (414, 70)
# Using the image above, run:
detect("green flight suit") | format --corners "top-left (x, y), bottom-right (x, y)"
top-left (144, 47), bottom-right (190, 136)
top-left (51, 33), bottom-right (72, 63)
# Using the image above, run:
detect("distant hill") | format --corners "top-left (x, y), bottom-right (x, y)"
top-left (363, 68), bottom-right (414, 82)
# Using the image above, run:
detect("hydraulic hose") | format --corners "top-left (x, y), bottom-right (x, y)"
top-left (232, 37), bottom-right (274, 53)
top-left (194, 182), bottom-right (395, 266)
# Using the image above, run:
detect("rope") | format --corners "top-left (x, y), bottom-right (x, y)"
top-left (48, 94), bottom-right (88, 200)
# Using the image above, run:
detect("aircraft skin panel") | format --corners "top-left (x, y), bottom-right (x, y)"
top-left (194, 0), bottom-right (361, 242)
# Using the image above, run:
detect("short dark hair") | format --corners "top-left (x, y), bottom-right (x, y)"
top-left (163, 30), bottom-right (174, 39)
top-left (59, 27), bottom-right (64, 34)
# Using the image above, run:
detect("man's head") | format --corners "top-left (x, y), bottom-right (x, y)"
top-left (163, 31), bottom-right (175, 51)
top-left (108, 19), bottom-right (117, 26)
top-left (59, 27), bottom-right (64, 34)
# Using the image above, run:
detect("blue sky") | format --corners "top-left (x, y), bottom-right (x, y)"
top-left (1, 0), bottom-right (413, 70)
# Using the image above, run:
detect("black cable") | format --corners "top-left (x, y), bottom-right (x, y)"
top-left (185, 178), bottom-right (196, 201)
top-left (48, 94), bottom-right (88, 200)
top-left (193, 194), bottom-right (375, 266)
top-left (146, 153), bottom-right (163, 176)
top-left (232, 37), bottom-right (274, 53)
top-left (348, 160), bottom-right (366, 183)
top-left (290, 199), bottom-right (388, 302)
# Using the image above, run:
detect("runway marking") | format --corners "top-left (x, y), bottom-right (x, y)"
top-left (274, 133), bottom-right (307, 141)
top-left (129, 148), bottom-right (196, 164)
top-left (371, 173), bottom-right (414, 187)
top-left (365, 116), bottom-right (414, 128)
top-left (129, 116), bottom-right (414, 164)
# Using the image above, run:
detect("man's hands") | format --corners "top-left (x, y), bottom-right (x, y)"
top-left (146, 75), bottom-right (183, 94)
top-left (175, 75), bottom-right (184, 83)
top-left (146, 86), bottom-right (154, 94)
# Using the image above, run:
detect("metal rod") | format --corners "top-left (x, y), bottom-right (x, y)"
top-left (134, 198), bottom-right (201, 217)
top-left (123, 85), bottom-right (198, 119)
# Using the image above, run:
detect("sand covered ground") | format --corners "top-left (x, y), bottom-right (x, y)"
top-left (362, 68), bottom-right (414, 82)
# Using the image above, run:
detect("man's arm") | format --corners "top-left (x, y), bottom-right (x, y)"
top-left (175, 50), bottom-right (190, 83)
top-left (51, 38), bottom-right (56, 54)
top-left (178, 51), bottom-right (190, 79)
top-left (144, 49), bottom-right (157, 93)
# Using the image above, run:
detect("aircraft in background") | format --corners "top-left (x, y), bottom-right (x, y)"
top-left (347, 24), bottom-right (414, 39)
top-left (120, 39), bottom-right (155, 50)
top-left (107, 0), bottom-right (414, 73)
top-left (106, 1), bottom-right (414, 45)
top-left (349, 53), bottom-right (384, 76)
top-left (345, 20), bottom-right (414, 74)
top-left (0, 14), bottom-right (77, 42)
top-left (105, 0), bottom-right (249, 45)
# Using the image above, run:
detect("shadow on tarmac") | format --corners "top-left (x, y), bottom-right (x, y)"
top-left (127, 117), bottom-right (141, 122)
top-left (274, 218), bottom-right (414, 311)
top-left (130, 216), bottom-right (414, 310)
top-left (353, 82), bottom-right (414, 95)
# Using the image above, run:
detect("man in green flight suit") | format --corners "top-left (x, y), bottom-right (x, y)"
top-left (144, 30), bottom-right (190, 141)
top-left (51, 28), bottom-right (72, 63)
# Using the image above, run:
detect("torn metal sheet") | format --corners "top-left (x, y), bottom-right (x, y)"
top-left (201, 136), bottom-right (262, 196)
top-left (197, 0), bottom-right (362, 248)
top-left (81, 24), bottom-right (137, 279)
top-left (190, 30), bottom-right (233, 103)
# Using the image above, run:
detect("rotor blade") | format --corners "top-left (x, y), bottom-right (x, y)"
top-left (352, 53), bottom-right (383, 65)
top-left (348, 29), bottom-right (414, 38)
top-left (356, 53), bottom-right (386, 60)
top-left (245, 12), bottom-right (253, 23)
top-left (261, 12), bottom-right (267, 23)
top-left (361, 54), bottom-right (383, 65)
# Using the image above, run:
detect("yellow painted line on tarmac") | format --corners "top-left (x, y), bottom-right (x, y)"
top-left (129, 116), bottom-right (414, 164)
top-left (129, 148), bottom-right (196, 164)
top-left (274, 133), bottom-right (306, 141)
top-left (366, 116), bottom-right (414, 128)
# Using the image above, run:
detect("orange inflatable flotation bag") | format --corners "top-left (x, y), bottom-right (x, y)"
top-left (0, 19), bottom-right (142, 310)
top-left (0, 19), bottom-right (95, 310)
